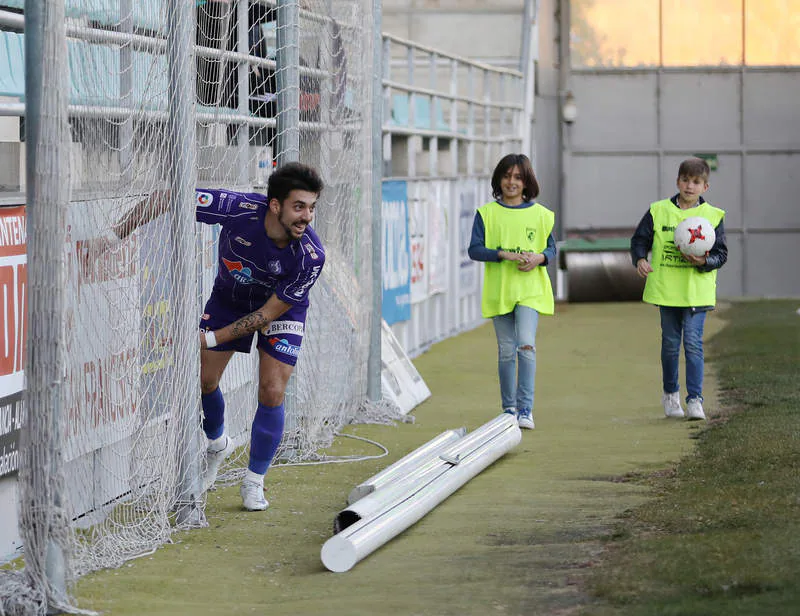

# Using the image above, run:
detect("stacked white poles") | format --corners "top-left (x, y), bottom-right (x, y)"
top-left (322, 414), bottom-right (521, 572)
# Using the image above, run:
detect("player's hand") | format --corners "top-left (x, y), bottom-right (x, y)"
top-left (518, 252), bottom-right (544, 271)
top-left (76, 236), bottom-right (118, 277)
top-left (682, 252), bottom-right (707, 266)
top-left (636, 258), bottom-right (653, 278)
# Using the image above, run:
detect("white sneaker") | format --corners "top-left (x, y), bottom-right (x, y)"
top-left (240, 480), bottom-right (269, 511)
top-left (202, 435), bottom-right (234, 492)
top-left (686, 398), bottom-right (706, 421)
top-left (517, 408), bottom-right (535, 430)
top-left (662, 392), bottom-right (684, 418)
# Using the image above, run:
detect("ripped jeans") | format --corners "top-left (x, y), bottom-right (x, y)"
top-left (492, 305), bottom-right (539, 414)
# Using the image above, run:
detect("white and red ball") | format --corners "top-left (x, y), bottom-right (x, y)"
top-left (674, 216), bottom-right (715, 258)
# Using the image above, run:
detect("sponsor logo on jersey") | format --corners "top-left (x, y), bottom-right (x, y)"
top-left (222, 257), bottom-right (254, 284)
top-left (268, 336), bottom-right (300, 357)
top-left (268, 260), bottom-right (282, 274)
top-left (197, 191), bottom-right (213, 207)
top-left (526, 228), bottom-right (536, 242)
top-left (239, 201), bottom-right (258, 210)
top-left (262, 320), bottom-right (305, 336)
top-left (304, 242), bottom-right (319, 260)
top-left (234, 236), bottom-right (252, 246)
top-left (291, 265), bottom-right (322, 298)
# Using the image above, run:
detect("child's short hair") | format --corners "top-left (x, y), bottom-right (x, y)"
top-left (677, 157), bottom-right (710, 181)
top-left (491, 153), bottom-right (540, 202)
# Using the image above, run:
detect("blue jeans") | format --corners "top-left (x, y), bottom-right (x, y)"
top-left (492, 305), bottom-right (539, 414)
top-left (659, 306), bottom-right (706, 401)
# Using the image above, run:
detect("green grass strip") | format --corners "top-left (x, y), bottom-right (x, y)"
top-left (584, 300), bottom-right (800, 616)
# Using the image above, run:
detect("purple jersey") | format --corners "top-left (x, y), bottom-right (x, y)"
top-left (195, 188), bottom-right (325, 313)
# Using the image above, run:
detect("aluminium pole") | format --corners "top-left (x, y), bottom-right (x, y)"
top-left (24, 0), bottom-right (69, 609)
top-left (367, 0), bottom-right (383, 401)
top-left (167, 0), bottom-right (205, 527)
top-left (237, 0), bottom-right (249, 186)
top-left (275, 0), bottom-right (301, 455)
top-left (276, 0), bottom-right (300, 165)
top-left (520, 0), bottom-right (537, 158)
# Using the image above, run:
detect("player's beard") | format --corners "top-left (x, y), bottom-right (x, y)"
top-left (278, 204), bottom-right (307, 240)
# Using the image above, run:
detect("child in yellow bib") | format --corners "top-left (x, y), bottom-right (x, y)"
top-left (468, 154), bottom-right (556, 430)
top-left (630, 158), bottom-right (728, 421)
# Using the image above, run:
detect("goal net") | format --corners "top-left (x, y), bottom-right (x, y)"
top-left (1, 0), bottom-right (382, 611)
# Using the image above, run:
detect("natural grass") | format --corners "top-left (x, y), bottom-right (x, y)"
top-left (583, 300), bottom-right (800, 615)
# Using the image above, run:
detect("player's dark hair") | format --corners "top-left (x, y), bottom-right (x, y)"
top-left (267, 162), bottom-right (324, 203)
top-left (491, 153), bottom-right (540, 202)
top-left (677, 157), bottom-right (710, 181)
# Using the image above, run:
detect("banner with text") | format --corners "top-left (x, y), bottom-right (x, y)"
top-left (382, 181), bottom-right (411, 325)
top-left (427, 181), bottom-right (449, 295)
top-left (408, 187), bottom-right (428, 304)
top-left (459, 181), bottom-right (480, 297)
top-left (0, 205), bottom-right (26, 478)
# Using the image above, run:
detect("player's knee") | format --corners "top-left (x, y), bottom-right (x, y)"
top-left (258, 383), bottom-right (285, 407)
top-left (200, 375), bottom-right (221, 395)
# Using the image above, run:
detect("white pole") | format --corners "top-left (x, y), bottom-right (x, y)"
top-left (322, 414), bottom-right (521, 572)
top-left (347, 428), bottom-right (465, 504)
top-left (23, 0), bottom-right (70, 607)
top-left (367, 0), bottom-right (383, 401)
top-left (168, 0), bottom-right (205, 528)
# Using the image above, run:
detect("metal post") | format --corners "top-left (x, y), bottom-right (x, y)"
top-left (381, 37), bottom-right (392, 177)
top-left (466, 65), bottom-right (475, 176)
top-left (521, 0), bottom-right (537, 157)
top-left (276, 0), bottom-right (300, 165)
top-left (449, 59), bottom-right (458, 175)
top-left (120, 0), bottom-right (134, 185)
top-left (275, 0), bottom-right (301, 455)
top-left (428, 52), bottom-right (438, 177)
top-left (406, 45), bottom-right (416, 178)
top-left (237, 0), bottom-right (249, 186)
top-left (367, 0), bottom-right (383, 401)
top-left (556, 0), bottom-right (570, 243)
top-left (482, 70), bottom-right (491, 173)
top-left (167, 0), bottom-right (204, 527)
top-left (24, 0), bottom-right (69, 608)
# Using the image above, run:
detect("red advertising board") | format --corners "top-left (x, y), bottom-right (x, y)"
top-left (0, 205), bottom-right (26, 478)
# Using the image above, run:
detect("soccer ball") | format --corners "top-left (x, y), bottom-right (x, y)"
top-left (674, 216), bottom-right (715, 257)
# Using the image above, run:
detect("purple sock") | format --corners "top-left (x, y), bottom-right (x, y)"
top-left (248, 402), bottom-right (285, 475)
top-left (201, 387), bottom-right (225, 440)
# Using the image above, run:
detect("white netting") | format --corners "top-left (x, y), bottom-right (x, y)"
top-left (1, 0), bottom-right (379, 611)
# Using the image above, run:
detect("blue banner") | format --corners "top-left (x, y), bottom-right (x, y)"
top-left (382, 181), bottom-right (411, 325)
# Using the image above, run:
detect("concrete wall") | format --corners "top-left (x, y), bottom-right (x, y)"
top-left (382, 0), bottom-right (526, 67)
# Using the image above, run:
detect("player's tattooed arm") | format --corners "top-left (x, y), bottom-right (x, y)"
top-left (114, 190), bottom-right (171, 239)
top-left (201, 295), bottom-right (293, 349)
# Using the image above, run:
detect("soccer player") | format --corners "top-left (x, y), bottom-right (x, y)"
top-left (83, 162), bottom-right (325, 511)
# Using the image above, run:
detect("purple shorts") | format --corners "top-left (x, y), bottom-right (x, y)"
top-left (200, 292), bottom-right (308, 366)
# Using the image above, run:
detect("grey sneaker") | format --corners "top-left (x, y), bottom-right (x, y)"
top-left (662, 392), bottom-right (685, 418)
top-left (517, 408), bottom-right (535, 430)
top-left (686, 397), bottom-right (706, 420)
top-left (202, 435), bottom-right (234, 492)
top-left (240, 480), bottom-right (269, 511)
